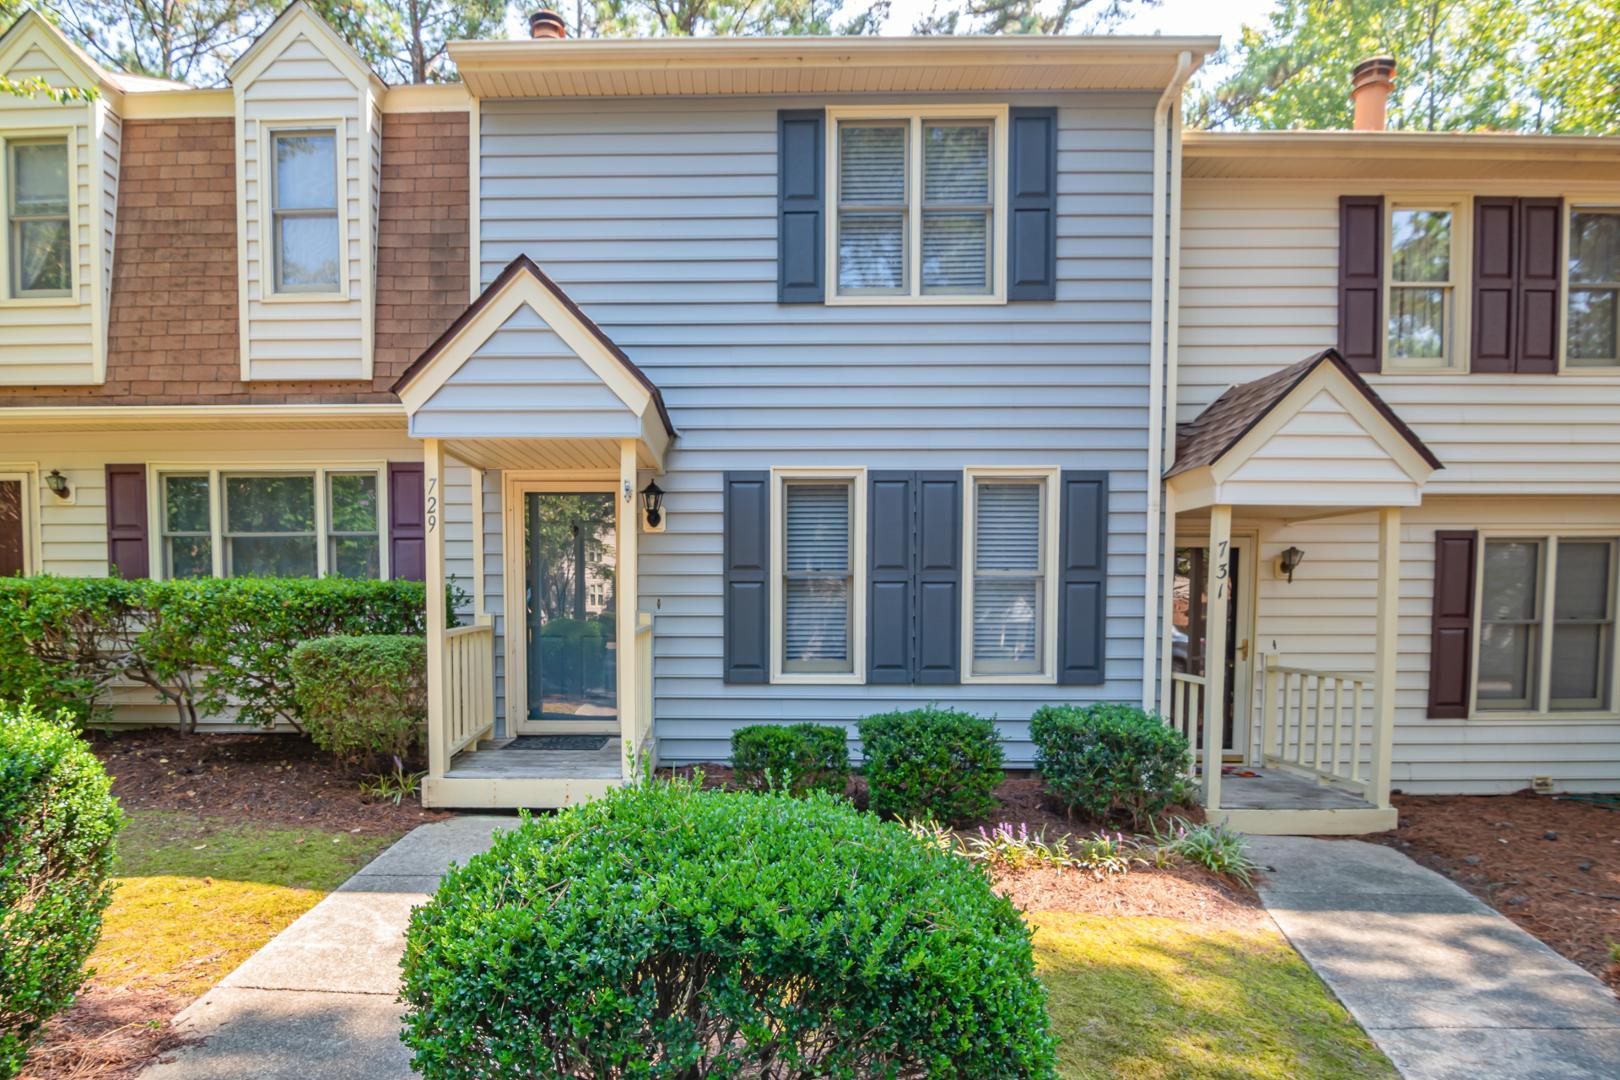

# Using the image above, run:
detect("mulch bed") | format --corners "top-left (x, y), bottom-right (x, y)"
top-left (87, 728), bottom-right (453, 833)
top-left (19, 988), bottom-right (190, 1080)
top-left (1376, 791), bottom-right (1620, 993)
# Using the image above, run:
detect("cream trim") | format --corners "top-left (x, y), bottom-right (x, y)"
top-left (382, 84), bottom-right (471, 114)
top-left (823, 104), bottom-right (1008, 306)
top-left (0, 462), bottom-right (42, 574)
top-left (768, 466), bottom-right (868, 686)
top-left (1380, 193), bottom-right (1472, 375)
top-left (258, 119), bottom-right (350, 303)
top-left (467, 96), bottom-right (481, 302)
top-left (228, 2), bottom-right (384, 95)
top-left (960, 466), bottom-right (1061, 685)
top-left (118, 89), bottom-right (234, 120)
top-left (0, 404), bottom-right (404, 430)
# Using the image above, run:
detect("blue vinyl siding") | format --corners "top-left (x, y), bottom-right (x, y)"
top-left (477, 93), bottom-right (1159, 765)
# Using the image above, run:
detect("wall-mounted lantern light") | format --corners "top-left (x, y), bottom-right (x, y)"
top-left (640, 479), bottom-right (666, 532)
top-left (45, 469), bottom-right (70, 499)
top-left (1276, 545), bottom-right (1306, 583)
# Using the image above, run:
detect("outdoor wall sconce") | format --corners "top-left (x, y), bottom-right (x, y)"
top-left (1275, 545), bottom-right (1306, 583)
top-left (45, 469), bottom-right (70, 499)
top-left (640, 479), bottom-right (666, 533)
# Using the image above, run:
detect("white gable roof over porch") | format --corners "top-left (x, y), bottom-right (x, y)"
top-left (393, 256), bottom-right (674, 469)
top-left (1167, 348), bottom-right (1442, 511)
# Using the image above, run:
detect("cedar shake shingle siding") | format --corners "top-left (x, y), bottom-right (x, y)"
top-left (0, 112), bottom-right (468, 406)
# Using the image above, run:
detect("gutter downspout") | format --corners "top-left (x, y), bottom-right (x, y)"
top-left (1142, 50), bottom-right (1192, 713)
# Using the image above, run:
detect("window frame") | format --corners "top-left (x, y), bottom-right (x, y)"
top-left (769, 466), bottom-right (867, 685)
top-left (961, 466), bottom-right (1060, 684)
top-left (1381, 195), bottom-right (1471, 374)
top-left (264, 124), bottom-right (345, 300)
top-left (1560, 204), bottom-right (1620, 372)
top-left (146, 463), bottom-right (391, 580)
top-left (2, 133), bottom-right (75, 304)
top-left (824, 104), bottom-right (1009, 307)
top-left (1468, 531), bottom-right (1620, 720)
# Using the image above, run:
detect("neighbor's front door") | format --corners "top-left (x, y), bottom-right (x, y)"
top-left (521, 490), bottom-right (618, 732)
top-left (1172, 541), bottom-right (1253, 757)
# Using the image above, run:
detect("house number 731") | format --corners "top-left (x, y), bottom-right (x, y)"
top-left (426, 477), bottom-right (438, 534)
top-left (1213, 539), bottom-right (1229, 600)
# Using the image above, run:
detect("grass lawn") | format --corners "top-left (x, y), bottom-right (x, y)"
top-left (1032, 913), bottom-right (1396, 1080)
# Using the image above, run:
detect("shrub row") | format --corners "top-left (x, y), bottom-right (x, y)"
top-left (290, 635), bottom-right (428, 764)
top-left (0, 576), bottom-right (439, 731)
top-left (1031, 703), bottom-right (1191, 828)
top-left (0, 702), bottom-right (122, 1079)
top-left (730, 722), bottom-right (848, 797)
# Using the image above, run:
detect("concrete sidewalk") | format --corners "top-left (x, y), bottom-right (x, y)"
top-left (141, 815), bottom-right (510, 1080)
top-left (1250, 836), bottom-right (1620, 1080)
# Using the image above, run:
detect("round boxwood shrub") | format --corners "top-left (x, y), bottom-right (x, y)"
top-left (290, 635), bottom-right (427, 764)
top-left (730, 721), bottom-right (849, 797)
top-left (399, 780), bottom-right (1055, 1079)
top-left (1, 702), bottom-right (123, 1079)
top-left (857, 706), bottom-right (1004, 825)
top-left (1030, 702), bottom-right (1190, 828)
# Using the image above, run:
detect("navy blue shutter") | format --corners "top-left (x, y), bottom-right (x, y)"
top-left (914, 471), bottom-right (962, 684)
top-left (1007, 107), bottom-right (1057, 302)
top-left (867, 472), bottom-right (914, 684)
top-left (1056, 471), bottom-right (1108, 685)
top-left (723, 472), bottom-right (770, 683)
top-left (778, 109), bottom-right (825, 303)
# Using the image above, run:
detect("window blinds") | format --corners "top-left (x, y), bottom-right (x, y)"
top-left (972, 482), bottom-right (1041, 671)
top-left (783, 482), bottom-right (852, 668)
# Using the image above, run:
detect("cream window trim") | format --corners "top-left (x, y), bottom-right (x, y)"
top-left (0, 464), bottom-right (41, 574)
top-left (1560, 203), bottom-right (1620, 373)
top-left (769, 467), bottom-right (867, 685)
top-left (961, 466), bottom-right (1060, 685)
top-left (145, 463), bottom-right (390, 581)
top-left (261, 122), bottom-right (347, 301)
top-left (0, 129), bottom-right (77, 308)
top-left (1467, 529), bottom-right (1620, 721)
top-left (824, 104), bottom-right (1009, 306)
top-left (1380, 194), bottom-right (1471, 374)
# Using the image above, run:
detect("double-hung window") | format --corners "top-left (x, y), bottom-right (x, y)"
top-left (1567, 208), bottom-right (1620, 368)
top-left (270, 130), bottom-right (340, 294)
top-left (1476, 536), bottom-right (1617, 714)
top-left (1386, 204), bottom-right (1458, 369)
top-left (775, 471), bottom-right (862, 679)
top-left (7, 138), bottom-right (71, 298)
top-left (966, 472), bottom-right (1054, 679)
top-left (831, 107), bottom-right (1003, 303)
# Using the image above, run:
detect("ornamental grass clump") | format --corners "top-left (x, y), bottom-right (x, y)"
top-left (1030, 702), bottom-right (1191, 828)
top-left (729, 722), bottom-right (849, 797)
top-left (857, 705), bottom-right (1004, 825)
top-left (0, 702), bottom-right (123, 1079)
top-left (399, 779), bottom-right (1056, 1079)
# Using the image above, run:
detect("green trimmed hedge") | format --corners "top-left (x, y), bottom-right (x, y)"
top-left (0, 702), bottom-right (122, 1079)
top-left (400, 780), bottom-right (1055, 1078)
top-left (1030, 703), bottom-right (1190, 828)
top-left (857, 706), bottom-right (1004, 826)
top-left (730, 722), bottom-right (849, 797)
top-left (0, 576), bottom-right (441, 731)
top-left (290, 635), bottom-right (427, 764)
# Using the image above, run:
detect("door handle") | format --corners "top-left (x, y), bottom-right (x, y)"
top-left (1237, 639), bottom-right (1250, 662)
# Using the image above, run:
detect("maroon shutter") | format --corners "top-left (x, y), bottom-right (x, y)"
top-left (1472, 197), bottom-right (1518, 373)
top-left (1427, 530), bottom-right (1478, 719)
top-left (1516, 197), bottom-right (1562, 374)
top-left (1338, 195), bottom-right (1384, 372)
top-left (0, 479), bottom-right (23, 576)
top-left (388, 462), bottom-right (425, 582)
top-left (105, 464), bottom-right (149, 579)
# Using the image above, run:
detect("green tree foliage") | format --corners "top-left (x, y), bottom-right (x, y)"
top-left (1193, 0), bottom-right (1620, 135)
top-left (27, 0), bottom-right (276, 85)
top-left (575, 0), bottom-right (891, 38)
top-left (912, 0), bottom-right (1153, 36)
top-left (304, 0), bottom-right (507, 83)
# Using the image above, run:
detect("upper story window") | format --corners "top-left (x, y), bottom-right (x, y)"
top-left (1568, 208), bottom-right (1619, 369)
top-left (965, 471), bottom-right (1055, 680)
top-left (1386, 204), bottom-right (1458, 370)
top-left (270, 130), bottom-right (340, 294)
top-left (7, 138), bottom-right (71, 298)
top-left (830, 107), bottom-right (1004, 304)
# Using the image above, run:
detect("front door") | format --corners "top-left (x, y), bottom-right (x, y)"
top-left (0, 479), bottom-right (24, 577)
top-left (520, 490), bottom-right (617, 731)
top-left (1172, 540), bottom-right (1253, 756)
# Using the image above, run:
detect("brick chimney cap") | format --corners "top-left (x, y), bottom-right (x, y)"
top-left (528, 9), bottom-right (567, 38)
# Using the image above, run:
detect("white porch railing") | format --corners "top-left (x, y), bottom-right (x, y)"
top-left (1258, 654), bottom-right (1372, 796)
top-left (443, 616), bottom-right (495, 762)
top-left (625, 612), bottom-right (656, 773)
top-left (1168, 671), bottom-right (1205, 773)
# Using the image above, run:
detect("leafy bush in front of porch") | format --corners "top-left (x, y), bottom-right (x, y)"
top-left (730, 722), bottom-right (849, 797)
top-left (400, 779), bottom-right (1056, 1079)
top-left (857, 706), bottom-right (1004, 826)
top-left (0, 576), bottom-right (441, 732)
top-left (290, 635), bottom-right (427, 765)
top-left (0, 701), bottom-right (123, 1079)
top-left (1031, 703), bottom-right (1190, 829)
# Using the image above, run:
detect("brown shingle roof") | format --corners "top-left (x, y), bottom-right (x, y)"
top-left (1167, 348), bottom-right (1441, 478)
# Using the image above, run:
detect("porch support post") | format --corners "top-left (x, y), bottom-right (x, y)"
top-left (1154, 485), bottom-right (1179, 714)
top-left (1202, 503), bottom-right (1232, 811)
top-left (617, 439), bottom-right (639, 778)
top-left (424, 438), bottom-right (447, 782)
top-left (1369, 505), bottom-right (1401, 809)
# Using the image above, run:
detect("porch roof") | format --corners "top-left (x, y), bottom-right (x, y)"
top-left (392, 256), bottom-right (675, 470)
top-left (1167, 348), bottom-right (1442, 512)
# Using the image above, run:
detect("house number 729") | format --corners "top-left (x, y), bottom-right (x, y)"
top-left (426, 477), bottom-right (438, 534)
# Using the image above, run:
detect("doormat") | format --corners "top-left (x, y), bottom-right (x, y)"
top-left (509, 735), bottom-right (611, 751)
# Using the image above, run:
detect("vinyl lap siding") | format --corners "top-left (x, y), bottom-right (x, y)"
top-left (479, 94), bottom-right (1159, 765)
top-left (1179, 181), bottom-right (1620, 495)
